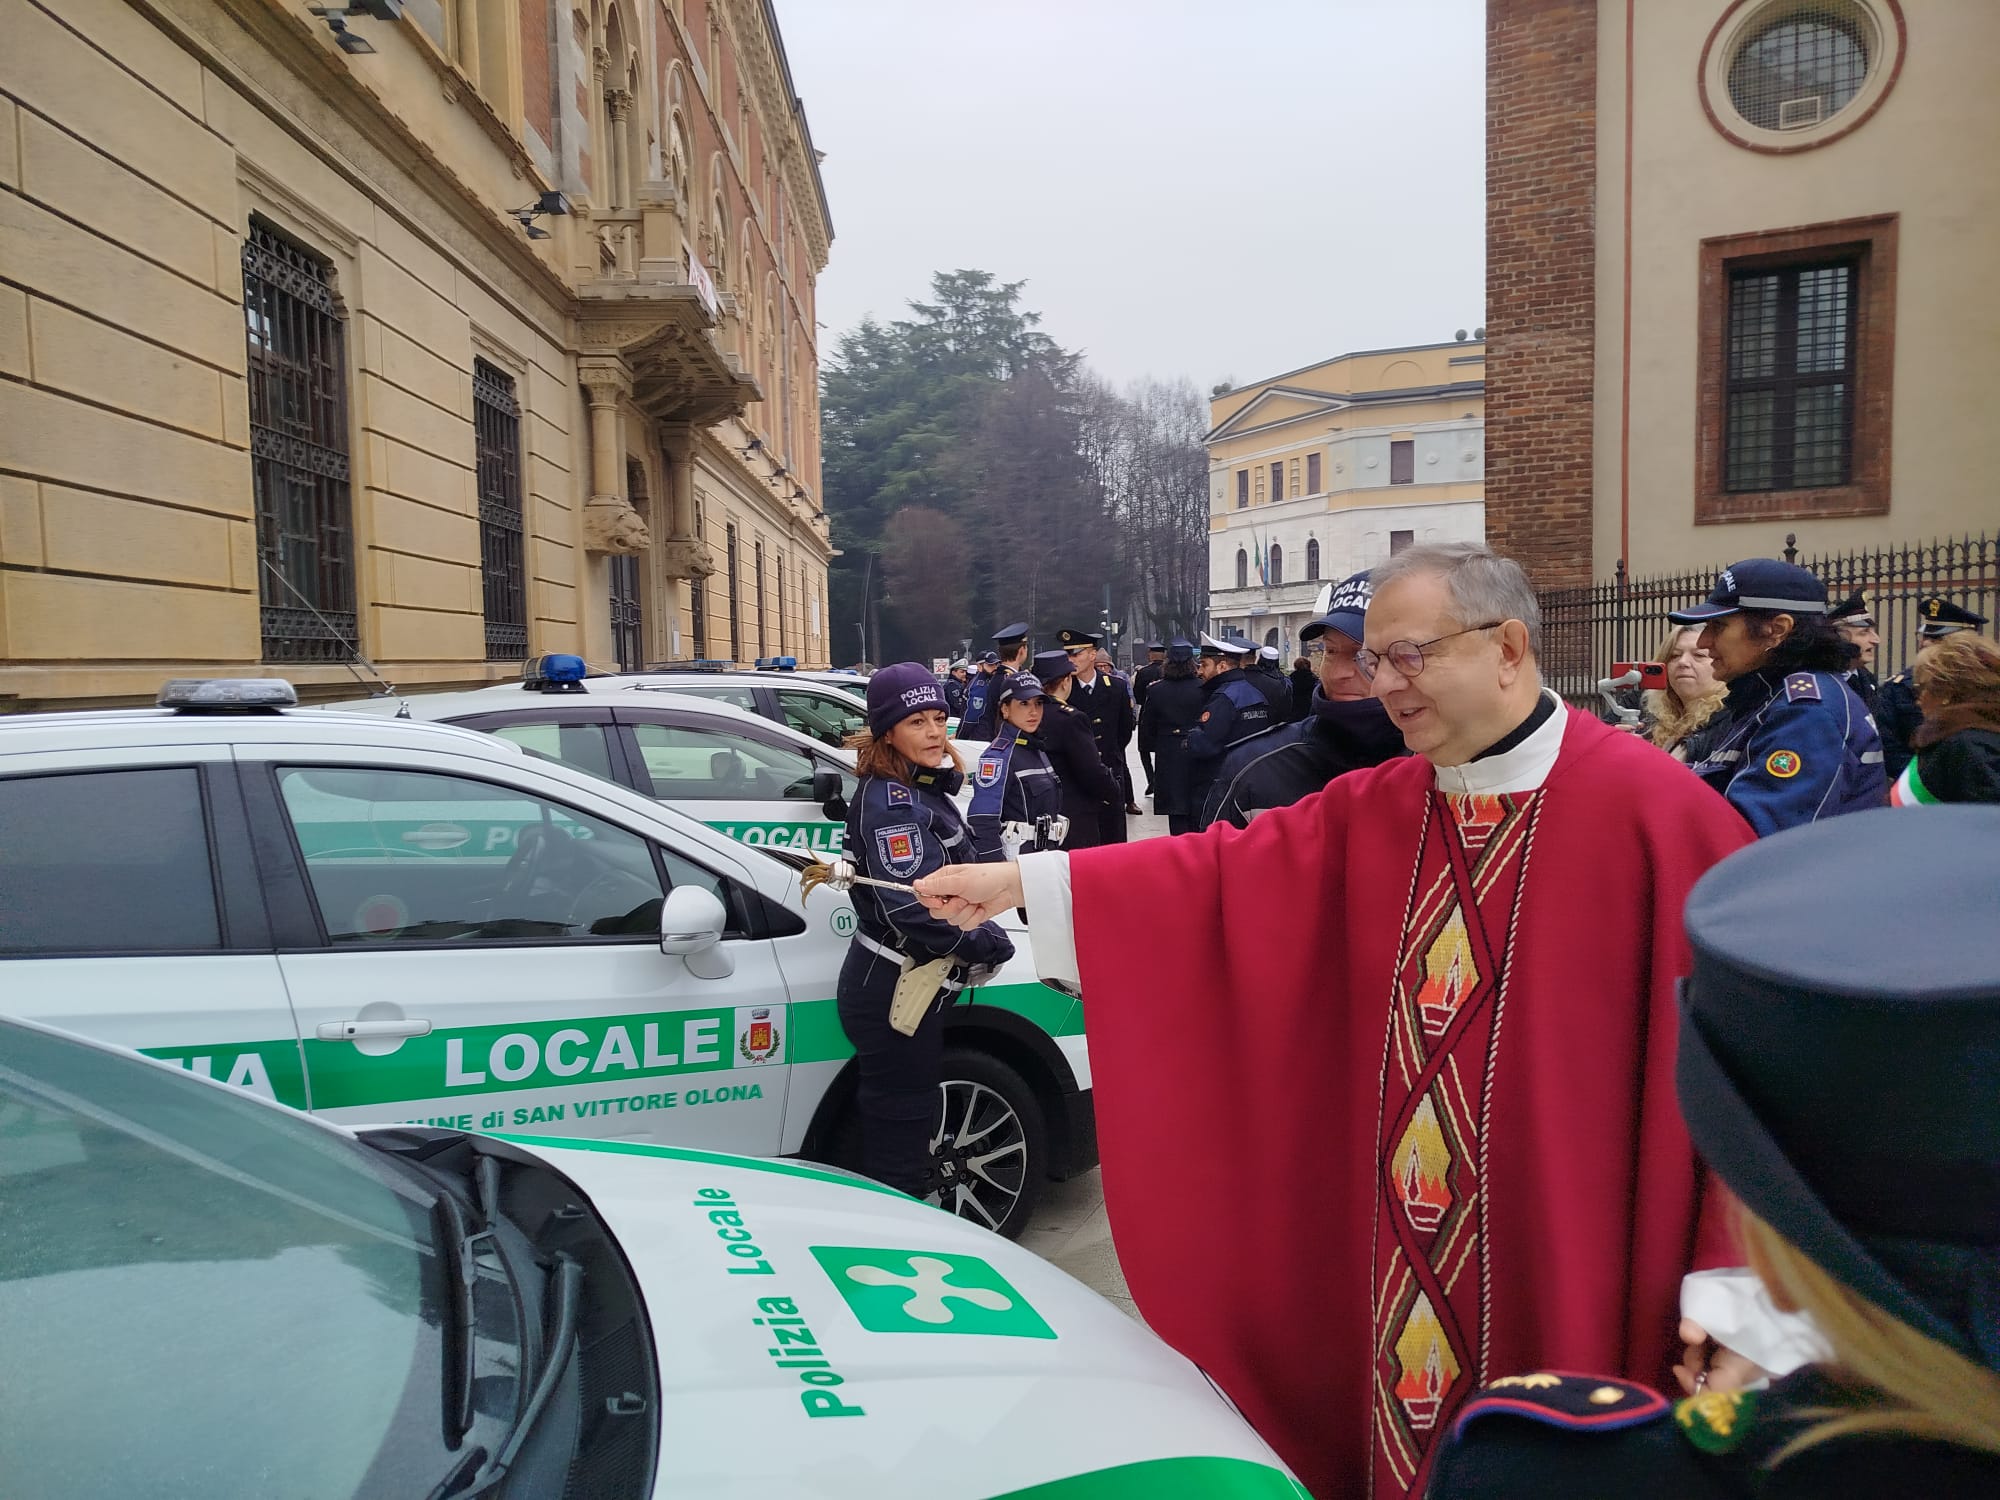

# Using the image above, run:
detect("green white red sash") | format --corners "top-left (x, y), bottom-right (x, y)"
top-left (1890, 759), bottom-right (1940, 806)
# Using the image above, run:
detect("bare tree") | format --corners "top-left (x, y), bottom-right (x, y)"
top-left (881, 506), bottom-right (971, 657)
top-left (1101, 378), bottom-right (1211, 639)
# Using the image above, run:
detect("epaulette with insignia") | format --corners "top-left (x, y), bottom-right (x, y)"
top-left (885, 783), bottom-right (913, 805)
top-left (1450, 1373), bottom-right (1670, 1439)
top-left (1674, 1388), bottom-right (1760, 1454)
top-left (1783, 672), bottom-right (1822, 703)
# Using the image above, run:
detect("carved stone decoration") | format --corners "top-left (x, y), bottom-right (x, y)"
top-left (584, 494), bottom-right (651, 554)
top-left (656, 537), bottom-right (717, 579)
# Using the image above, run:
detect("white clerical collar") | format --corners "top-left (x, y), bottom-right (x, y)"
top-left (1431, 689), bottom-right (1569, 797)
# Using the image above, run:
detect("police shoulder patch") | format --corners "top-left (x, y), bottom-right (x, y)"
top-left (1674, 1389), bottom-right (1759, 1455)
top-left (875, 823), bottom-right (923, 877)
top-left (885, 783), bottom-right (913, 806)
top-left (1765, 749), bottom-right (1803, 778)
top-left (1451, 1373), bottom-right (1669, 1440)
top-left (976, 753), bottom-right (1005, 787)
top-left (1783, 672), bottom-right (1822, 703)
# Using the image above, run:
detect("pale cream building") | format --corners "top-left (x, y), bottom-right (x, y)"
top-left (1205, 341), bottom-right (1486, 655)
top-left (0, 0), bottom-right (834, 711)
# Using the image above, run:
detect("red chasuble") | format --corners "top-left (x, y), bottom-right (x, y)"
top-left (1068, 708), bottom-right (1752, 1500)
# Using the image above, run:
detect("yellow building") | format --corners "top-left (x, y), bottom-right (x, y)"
top-left (0, 0), bottom-right (834, 711)
top-left (1487, 0), bottom-right (2000, 589)
top-left (1205, 341), bottom-right (1486, 655)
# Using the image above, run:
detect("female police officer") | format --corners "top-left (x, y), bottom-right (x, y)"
top-left (967, 671), bottom-right (1065, 861)
top-left (1429, 807), bottom-right (2000, 1498)
top-left (839, 663), bottom-right (1015, 1197)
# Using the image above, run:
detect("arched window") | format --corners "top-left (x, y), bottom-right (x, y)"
top-left (1264, 627), bottom-right (1279, 650)
top-left (1306, 538), bottom-right (1321, 581)
top-left (1235, 548), bottom-right (1248, 590)
top-left (1268, 544), bottom-right (1283, 586)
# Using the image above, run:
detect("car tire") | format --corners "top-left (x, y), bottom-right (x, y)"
top-left (823, 1048), bottom-right (1049, 1240)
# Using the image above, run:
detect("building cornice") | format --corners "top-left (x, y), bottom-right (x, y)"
top-left (725, 0), bottom-right (833, 270)
top-left (1207, 382), bottom-right (1487, 444)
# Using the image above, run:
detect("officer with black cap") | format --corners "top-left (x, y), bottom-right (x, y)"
top-left (1132, 641), bottom-right (1167, 714)
top-left (960, 622), bottom-right (1030, 743)
top-left (1184, 631), bottom-right (1275, 814)
top-left (966, 671), bottom-right (1066, 861)
top-left (1057, 627), bottom-right (1136, 841)
top-left (942, 658), bottom-right (972, 718)
top-left (1671, 558), bottom-right (1885, 836)
top-left (1828, 591), bottom-right (1881, 708)
top-left (1429, 806), bottom-right (2000, 1499)
top-left (1248, 643), bottom-right (1293, 717)
top-left (1032, 647), bottom-right (1123, 850)
top-left (1876, 596), bottom-right (1991, 781)
top-left (1137, 638), bottom-right (1206, 833)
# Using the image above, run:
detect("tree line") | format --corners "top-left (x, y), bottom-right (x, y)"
top-left (820, 270), bottom-right (1212, 666)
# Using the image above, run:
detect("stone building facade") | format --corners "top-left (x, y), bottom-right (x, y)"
top-left (0, 0), bottom-right (833, 709)
top-left (1487, 0), bottom-right (1998, 590)
top-left (1205, 341), bottom-right (1486, 657)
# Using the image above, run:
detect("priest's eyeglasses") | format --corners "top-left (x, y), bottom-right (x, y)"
top-left (1354, 622), bottom-right (1504, 683)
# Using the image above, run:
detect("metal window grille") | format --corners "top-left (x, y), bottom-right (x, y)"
top-left (726, 524), bottom-right (742, 660)
top-left (1236, 470), bottom-right (1248, 508)
top-left (1725, 259), bottom-right (1855, 492)
top-left (1306, 538), bottom-right (1321, 581)
top-left (243, 220), bottom-right (356, 662)
top-left (608, 553), bottom-right (643, 670)
top-left (776, 559), bottom-right (786, 654)
top-left (1728, 5), bottom-right (1869, 131)
top-left (473, 360), bottom-right (528, 660)
top-left (1269, 462), bottom-right (1283, 502)
top-left (691, 500), bottom-right (709, 659)
top-left (755, 540), bottom-right (767, 658)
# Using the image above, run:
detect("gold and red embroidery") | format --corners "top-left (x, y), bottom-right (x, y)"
top-left (1371, 789), bottom-right (1541, 1497)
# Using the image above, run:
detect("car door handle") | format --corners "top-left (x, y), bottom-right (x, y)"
top-left (316, 1019), bottom-right (433, 1041)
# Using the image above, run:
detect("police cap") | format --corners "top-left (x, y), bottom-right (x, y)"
top-left (1056, 627), bottom-right (1101, 651)
top-left (1829, 590), bottom-right (1873, 627)
top-left (1667, 559), bottom-right (1829, 623)
top-left (992, 621), bottom-right (1031, 647)
top-left (1031, 649), bottom-right (1075, 684)
top-left (1165, 637), bottom-right (1195, 663)
top-left (1678, 806), bottom-right (2000, 1370)
top-left (995, 671), bottom-right (1046, 706)
top-left (1916, 596), bottom-right (1989, 637)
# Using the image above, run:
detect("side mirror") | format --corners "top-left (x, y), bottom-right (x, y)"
top-left (659, 885), bottom-right (733, 979)
top-left (813, 765), bottom-right (848, 822)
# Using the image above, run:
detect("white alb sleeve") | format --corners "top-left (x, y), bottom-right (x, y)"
top-left (1015, 850), bottom-right (1080, 989)
top-left (1680, 1269), bottom-right (1828, 1380)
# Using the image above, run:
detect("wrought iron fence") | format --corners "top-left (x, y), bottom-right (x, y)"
top-left (1538, 531), bottom-right (1998, 704)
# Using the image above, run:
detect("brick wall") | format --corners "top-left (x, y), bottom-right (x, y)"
top-left (1485, 0), bottom-right (1599, 591)
top-left (519, 0), bottom-right (551, 147)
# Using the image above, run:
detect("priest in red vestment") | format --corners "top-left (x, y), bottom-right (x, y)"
top-left (916, 544), bottom-right (1758, 1500)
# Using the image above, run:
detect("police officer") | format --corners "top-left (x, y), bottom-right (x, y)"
top-left (1138, 638), bottom-right (1210, 834)
top-left (966, 671), bottom-right (1065, 861)
top-left (1131, 641), bottom-right (1167, 713)
top-left (942, 659), bottom-right (971, 718)
top-left (1876, 596), bottom-right (1990, 781)
top-left (1184, 632), bottom-right (1274, 815)
top-left (1057, 628), bottom-right (1136, 842)
top-left (1031, 648), bottom-right (1124, 850)
top-left (838, 663), bottom-right (1015, 1197)
top-left (1430, 807), bottom-right (2000, 1500)
top-left (1248, 644), bottom-right (1293, 717)
top-left (1828, 591), bottom-right (1880, 708)
top-left (1670, 559), bottom-right (1885, 837)
top-left (959, 625), bottom-right (1030, 743)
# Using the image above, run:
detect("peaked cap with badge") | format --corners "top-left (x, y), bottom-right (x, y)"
top-left (1916, 595), bottom-right (1989, 638)
top-left (1055, 627), bottom-right (1101, 651)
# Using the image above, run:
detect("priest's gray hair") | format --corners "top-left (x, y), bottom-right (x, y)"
top-left (1371, 542), bottom-right (1543, 660)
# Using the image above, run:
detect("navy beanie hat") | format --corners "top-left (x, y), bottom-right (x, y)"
top-left (866, 662), bottom-right (950, 738)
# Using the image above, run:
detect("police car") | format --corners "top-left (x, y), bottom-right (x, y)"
top-left (610, 662), bottom-right (874, 749)
top-left (324, 657), bottom-right (863, 857)
top-left (0, 679), bottom-right (1092, 1236)
top-left (2, 1016), bottom-right (1303, 1499)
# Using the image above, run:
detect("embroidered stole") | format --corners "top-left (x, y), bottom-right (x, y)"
top-left (1370, 789), bottom-right (1542, 1497)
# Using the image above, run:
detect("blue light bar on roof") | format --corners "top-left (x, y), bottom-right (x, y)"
top-left (522, 653), bottom-right (588, 692)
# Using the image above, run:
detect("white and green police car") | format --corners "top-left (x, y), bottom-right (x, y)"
top-left (323, 658), bottom-right (864, 858)
top-left (0, 679), bottom-right (1090, 1236)
top-left (2, 1016), bottom-right (1305, 1499)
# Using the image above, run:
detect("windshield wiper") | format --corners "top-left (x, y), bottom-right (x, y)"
top-left (431, 1193), bottom-right (481, 1448)
top-left (456, 1254), bottom-right (583, 1498)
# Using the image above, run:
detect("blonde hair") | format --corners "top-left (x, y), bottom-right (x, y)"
top-left (1736, 1209), bottom-right (2000, 1461)
top-left (1644, 627), bottom-right (1726, 752)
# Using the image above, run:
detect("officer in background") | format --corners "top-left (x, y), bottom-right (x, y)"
top-left (959, 624), bottom-right (1030, 743)
top-left (1828, 592), bottom-right (1880, 708)
top-left (1184, 632), bottom-right (1274, 816)
top-left (966, 671), bottom-right (1065, 861)
top-left (1876, 596), bottom-right (1990, 781)
top-left (1671, 559), bottom-right (1885, 837)
top-left (1430, 807), bottom-right (2000, 1500)
top-left (1032, 648), bottom-right (1124, 849)
top-left (942, 659), bottom-right (971, 718)
top-left (1138, 638), bottom-right (1206, 833)
top-left (838, 664), bottom-right (1015, 1197)
top-left (1132, 641), bottom-right (1167, 714)
top-left (1057, 628), bottom-right (1136, 841)
top-left (1248, 644), bottom-right (1293, 717)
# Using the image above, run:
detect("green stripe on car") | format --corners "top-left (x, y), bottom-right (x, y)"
top-left (983, 1456), bottom-right (1310, 1498)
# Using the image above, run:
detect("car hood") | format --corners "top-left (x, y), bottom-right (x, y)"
top-left (505, 1136), bottom-right (1303, 1500)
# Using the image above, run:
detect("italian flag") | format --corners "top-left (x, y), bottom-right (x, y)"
top-left (1890, 759), bottom-right (1941, 807)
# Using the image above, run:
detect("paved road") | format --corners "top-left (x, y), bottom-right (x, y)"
top-left (1017, 737), bottom-right (1161, 1317)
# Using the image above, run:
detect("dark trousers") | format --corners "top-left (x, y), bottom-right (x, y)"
top-left (1168, 814), bottom-right (1199, 835)
top-left (835, 942), bottom-right (944, 1196)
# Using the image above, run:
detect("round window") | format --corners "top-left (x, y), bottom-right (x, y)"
top-left (1700, 0), bottom-right (1904, 153)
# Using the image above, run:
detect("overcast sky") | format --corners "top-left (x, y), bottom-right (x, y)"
top-left (772, 0), bottom-right (1487, 393)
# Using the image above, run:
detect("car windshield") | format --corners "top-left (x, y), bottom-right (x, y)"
top-left (0, 1022), bottom-right (455, 1498)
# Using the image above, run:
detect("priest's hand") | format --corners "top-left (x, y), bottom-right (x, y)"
top-left (1673, 1317), bottom-right (1768, 1396)
top-left (914, 865), bottom-right (1025, 928)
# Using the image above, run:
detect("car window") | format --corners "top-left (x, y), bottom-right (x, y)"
top-left (655, 683), bottom-right (759, 712)
top-left (277, 767), bottom-right (666, 943)
top-left (776, 689), bottom-right (866, 749)
top-left (487, 720), bottom-right (616, 784)
top-left (627, 722), bottom-right (820, 801)
top-left (0, 768), bottom-right (220, 955)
